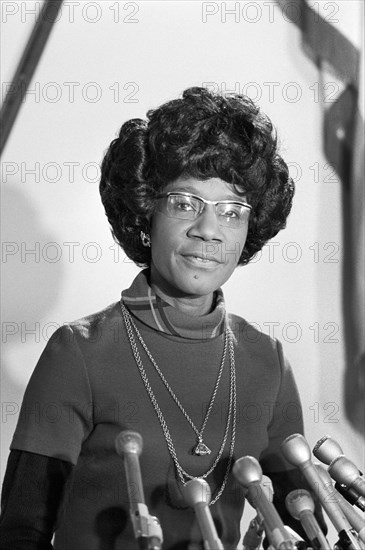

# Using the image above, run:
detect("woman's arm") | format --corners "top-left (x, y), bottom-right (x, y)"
top-left (0, 450), bottom-right (74, 549)
top-left (1, 325), bottom-right (93, 549)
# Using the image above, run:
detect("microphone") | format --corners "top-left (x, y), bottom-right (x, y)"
top-left (115, 430), bottom-right (163, 550)
top-left (335, 485), bottom-right (365, 513)
top-left (242, 475), bottom-right (273, 550)
top-left (329, 457), bottom-right (365, 499)
top-left (182, 478), bottom-right (224, 550)
top-left (316, 464), bottom-right (365, 544)
top-left (313, 436), bottom-right (365, 512)
top-left (233, 456), bottom-right (296, 550)
top-left (281, 434), bottom-right (363, 550)
top-left (313, 435), bottom-right (344, 465)
top-left (285, 489), bottom-right (329, 550)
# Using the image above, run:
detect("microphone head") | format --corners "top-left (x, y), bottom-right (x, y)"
top-left (312, 436), bottom-right (343, 465)
top-left (281, 434), bottom-right (312, 467)
top-left (285, 489), bottom-right (315, 519)
top-left (328, 455), bottom-right (360, 486)
top-left (232, 456), bottom-right (262, 487)
top-left (115, 430), bottom-right (143, 457)
top-left (182, 478), bottom-right (211, 507)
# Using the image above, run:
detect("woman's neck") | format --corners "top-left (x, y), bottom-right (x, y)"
top-left (151, 285), bottom-right (214, 316)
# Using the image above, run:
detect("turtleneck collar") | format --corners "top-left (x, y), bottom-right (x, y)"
top-left (121, 269), bottom-right (227, 340)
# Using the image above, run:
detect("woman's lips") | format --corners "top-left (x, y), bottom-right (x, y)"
top-left (181, 254), bottom-right (221, 267)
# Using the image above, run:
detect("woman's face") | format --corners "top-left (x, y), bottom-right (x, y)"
top-left (149, 176), bottom-right (249, 303)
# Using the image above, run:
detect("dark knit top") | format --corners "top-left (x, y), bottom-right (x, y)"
top-left (0, 270), bottom-right (309, 549)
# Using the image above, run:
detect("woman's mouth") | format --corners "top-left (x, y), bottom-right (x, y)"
top-left (181, 255), bottom-right (220, 267)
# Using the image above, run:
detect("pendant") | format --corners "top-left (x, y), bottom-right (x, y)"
top-left (193, 439), bottom-right (211, 456)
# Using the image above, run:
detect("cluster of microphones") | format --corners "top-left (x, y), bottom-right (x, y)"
top-left (115, 431), bottom-right (365, 550)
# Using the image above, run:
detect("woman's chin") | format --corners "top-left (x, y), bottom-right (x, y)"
top-left (173, 271), bottom-right (222, 298)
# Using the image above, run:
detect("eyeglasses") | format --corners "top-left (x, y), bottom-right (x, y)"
top-left (156, 192), bottom-right (252, 228)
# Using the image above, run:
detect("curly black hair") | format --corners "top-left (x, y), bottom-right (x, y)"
top-left (99, 87), bottom-right (294, 266)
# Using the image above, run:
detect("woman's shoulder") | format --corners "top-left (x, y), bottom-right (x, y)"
top-left (228, 311), bottom-right (280, 355)
top-left (46, 301), bottom-right (124, 352)
top-left (68, 301), bottom-right (122, 337)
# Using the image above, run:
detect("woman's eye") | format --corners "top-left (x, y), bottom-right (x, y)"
top-left (176, 201), bottom-right (194, 211)
top-left (222, 209), bottom-right (239, 218)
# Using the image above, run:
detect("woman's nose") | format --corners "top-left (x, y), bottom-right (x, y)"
top-left (187, 205), bottom-right (223, 241)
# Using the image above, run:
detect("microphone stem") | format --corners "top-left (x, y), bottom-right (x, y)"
top-left (301, 462), bottom-right (353, 534)
top-left (335, 483), bottom-right (365, 512)
top-left (326, 482), bottom-right (365, 542)
top-left (124, 453), bottom-right (146, 508)
top-left (298, 510), bottom-right (329, 550)
top-left (194, 503), bottom-right (224, 550)
top-left (247, 485), bottom-right (294, 549)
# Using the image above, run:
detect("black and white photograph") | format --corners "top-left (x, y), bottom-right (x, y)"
top-left (1, 1), bottom-right (364, 548)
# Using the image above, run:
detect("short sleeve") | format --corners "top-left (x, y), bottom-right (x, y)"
top-left (10, 325), bottom-right (93, 465)
top-left (260, 339), bottom-right (304, 473)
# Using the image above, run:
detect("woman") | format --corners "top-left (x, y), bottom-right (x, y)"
top-left (0, 87), bottom-right (317, 549)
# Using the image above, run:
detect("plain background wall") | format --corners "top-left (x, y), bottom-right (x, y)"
top-left (1, 0), bottom-right (364, 542)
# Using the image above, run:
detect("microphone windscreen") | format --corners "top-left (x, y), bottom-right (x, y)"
top-left (115, 430), bottom-right (143, 457)
top-left (280, 434), bottom-right (312, 466)
top-left (182, 478), bottom-right (211, 507)
top-left (285, 489), bottom-right (315, 520)
top-left (312, 436), bottom-right (343, 465)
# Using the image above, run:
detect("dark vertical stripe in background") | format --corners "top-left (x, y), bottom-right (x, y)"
top-left (275, 0), bottom-right (364, 434)
top-left (0, 0), bottom-right (64, 155)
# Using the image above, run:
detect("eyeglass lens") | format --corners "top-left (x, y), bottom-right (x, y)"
top-left (162, 194), bottom-right (250, 228)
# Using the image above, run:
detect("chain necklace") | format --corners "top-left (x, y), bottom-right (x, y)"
top-left (120, 300), bottom-right (237, 505)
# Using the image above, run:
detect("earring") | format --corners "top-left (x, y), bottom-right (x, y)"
top-left (140, 231), bottom-right (151, 247)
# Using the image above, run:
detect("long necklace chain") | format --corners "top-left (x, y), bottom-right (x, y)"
top-left (125, 303), bottom-right (228, 454)
top-left (120, 300), bottom-right (237, 505)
